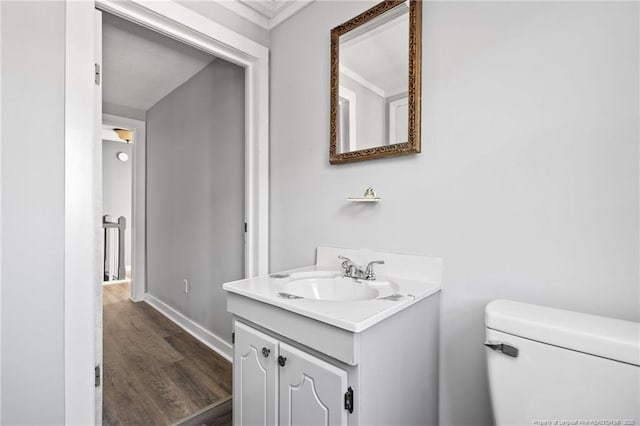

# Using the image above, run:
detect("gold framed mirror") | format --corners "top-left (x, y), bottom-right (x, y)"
top-left (330, 0), bottom-right (422, 164)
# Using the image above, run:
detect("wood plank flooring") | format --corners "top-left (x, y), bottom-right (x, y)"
top-left (103, 283), bottom-right (232, 425)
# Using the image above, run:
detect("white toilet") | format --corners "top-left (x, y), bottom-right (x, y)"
top-left (485, 299), bottom-right (640, 426)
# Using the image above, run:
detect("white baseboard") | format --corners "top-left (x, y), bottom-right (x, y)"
top-left (143, 293), bottom-right (233, 363)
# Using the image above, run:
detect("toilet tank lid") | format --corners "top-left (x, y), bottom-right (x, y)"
top-left (485, 299), bottom-right (640, 366)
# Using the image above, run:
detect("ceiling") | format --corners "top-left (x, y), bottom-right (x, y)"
top-left (102, 12), bottom-right (216, 113)
top-left (216, 0), bottom-right (315, 29)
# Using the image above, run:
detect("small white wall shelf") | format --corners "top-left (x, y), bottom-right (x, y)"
top-left (347, 187), bottom-right (380, 202)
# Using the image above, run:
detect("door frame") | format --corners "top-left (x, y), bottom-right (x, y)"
top-left (101, 114), bottom-right (146, 302)
top-left (64, 1), bottom-right (270, 424)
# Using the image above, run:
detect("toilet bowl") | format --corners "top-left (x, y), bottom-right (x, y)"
top-left (485, 299), bottom-right (639, 426)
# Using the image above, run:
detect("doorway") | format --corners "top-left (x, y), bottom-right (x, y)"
top-left (101, 115), bottom-right (145, 301)
top-left (95, 7), bottom-right (257, 425)
top-left (63, 2), bottom-right (269, 424)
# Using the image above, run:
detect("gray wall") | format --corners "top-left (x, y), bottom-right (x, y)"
top-left (146, 60), bottom-right (245, 343)
top-left (340, 73), bottom-right (385, 150)
top-left (0, 2), bottom-right (66, 424)
top-left (270, 2), bottom-right (639, 425)
top-left (103, 140), bottom-right (133, 267)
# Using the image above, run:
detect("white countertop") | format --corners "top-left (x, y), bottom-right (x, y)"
top-left (223, 264), bottom-right (441, 333)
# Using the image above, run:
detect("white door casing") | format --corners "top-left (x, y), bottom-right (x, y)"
top-left (94, 10), bottom-right (103, 425)
top-left (234, 321), bottom-right (279, 426)
top-left (338, 85), bottom-right (357, 151)
top-left (65, 2), bottom-right (99, 424)
top-left (279, 342), bottom-right (349, 426)
top-left (388, 96), bottom-right (408, 145)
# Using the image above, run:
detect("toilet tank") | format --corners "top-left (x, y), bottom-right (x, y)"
top-left (485, 299), bottom-right (639, 426)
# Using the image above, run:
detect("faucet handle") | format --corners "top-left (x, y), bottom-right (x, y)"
top-left (364, 260), bottom-right (384, 279)
top-left (338, 255), bottom-right (354, 274)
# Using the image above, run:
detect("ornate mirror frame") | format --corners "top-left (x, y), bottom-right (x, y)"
top-left (329, 0), bottom-right (422, 164)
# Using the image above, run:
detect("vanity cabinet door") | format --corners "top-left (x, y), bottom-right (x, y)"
top-left (234, 321), bottom-right (279, 426)
top-left (278, 342), bottom-right (349, 426)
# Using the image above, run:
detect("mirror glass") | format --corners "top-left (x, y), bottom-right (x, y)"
top-left (338, 3), bottom-right (408, 153)
top-left (330, 0), bottom-right (421, 164)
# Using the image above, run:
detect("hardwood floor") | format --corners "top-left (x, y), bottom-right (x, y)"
top-left (103, 283), bottom-right (232, 425)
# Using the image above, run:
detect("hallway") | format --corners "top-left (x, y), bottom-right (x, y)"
top-left (103, 283), bottom-right (232, 425)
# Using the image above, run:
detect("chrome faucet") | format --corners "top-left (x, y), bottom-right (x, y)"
top-left (338, 256), bottom-right (384, 281)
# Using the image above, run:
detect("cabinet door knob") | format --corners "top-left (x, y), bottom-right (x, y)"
top-left (278, 355), bottom-right (287, 367)
top-left (262, 347), bottom-right (270, 358)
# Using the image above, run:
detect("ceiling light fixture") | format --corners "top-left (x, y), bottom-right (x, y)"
top-left (114, 128), bottom-right (133, 143)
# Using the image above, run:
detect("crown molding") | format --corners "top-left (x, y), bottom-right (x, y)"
top-left (268, 0), bottom-right (314, 29)
top-left (216, 0), bottom-right (270, 28)
top-left (216, 0), bottom-right (315, 30)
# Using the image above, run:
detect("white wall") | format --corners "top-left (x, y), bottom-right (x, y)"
top-left (102, 140), bottom-right (133, 267)
top-left (0, 2), bottom-right (66, 424)
top-left (269, 2), bottom-right (639, 425)
top-left (146, 59), bottom-right (245, 345)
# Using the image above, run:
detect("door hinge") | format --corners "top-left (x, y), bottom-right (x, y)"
top-left (95, 365), bottom-right (101, 387)
top-left (232, 332), bottom-right (235, 344)
top-left (344, 386), bottom-right (354, 413)
top-left (95, 63), bottom-right (101, 85)
top-left (244, 223), bottom-right (247, 233)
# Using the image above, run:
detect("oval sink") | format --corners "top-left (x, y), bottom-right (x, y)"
top-left (282, 276), bottom-right (378, 301)
top-left (280, 272), bottom-right (399, 301)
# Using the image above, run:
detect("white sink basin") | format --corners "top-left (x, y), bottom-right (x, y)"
top-left (223, 247), bottom-right (443, 332)
top-left (280, 271), bottom-right (398, 301)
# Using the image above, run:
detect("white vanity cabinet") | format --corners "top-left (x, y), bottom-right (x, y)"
top-left (234, 321), bottom-right (349, 426)
top-left (224, 246), bottom-right (443, 426)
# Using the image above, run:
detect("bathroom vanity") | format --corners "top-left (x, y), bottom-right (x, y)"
top-left (223, 247), bottom-right (442, 426)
